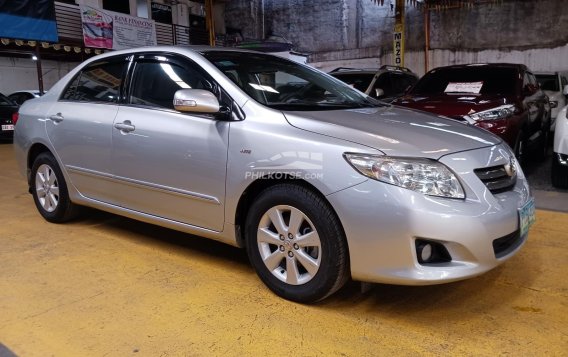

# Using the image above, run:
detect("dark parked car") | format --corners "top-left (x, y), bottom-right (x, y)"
top-left (8, 90), bottom-right (41, 106)
top-left (393, 63), bottom-right (551, 162)
top-left (0, 92), bottom-right (18, 140)
top-left (330, 65), bottom-right (418, 102)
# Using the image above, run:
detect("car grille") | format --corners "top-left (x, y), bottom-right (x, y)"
top-left (474, 164), bottom-right (516, 193)
top-left (493, 230), bottom-right (523, 258)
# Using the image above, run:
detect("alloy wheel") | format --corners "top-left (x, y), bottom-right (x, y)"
top-left (257, 205), bottom-right (322, 285)
top-left (35, 164), bottom-right (60, 213)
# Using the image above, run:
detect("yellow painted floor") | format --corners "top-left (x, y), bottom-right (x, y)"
top-left (0, 142), bottom-right (567, 356)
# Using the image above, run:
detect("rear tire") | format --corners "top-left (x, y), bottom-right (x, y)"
top-left (245, 184), bottom-right (349, 303)
top-left (31, 152), bottom-right (78, 223)
top-left (551, 153), bottom-right (568, 189)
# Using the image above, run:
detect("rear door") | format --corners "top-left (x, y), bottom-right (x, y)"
top-left (45, 55), bottom-right (129, 202)
top-left (109, 53), bottom-right (230, 231)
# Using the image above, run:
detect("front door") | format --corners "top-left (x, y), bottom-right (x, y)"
top-left (110, 55), bottom-right (229, 231)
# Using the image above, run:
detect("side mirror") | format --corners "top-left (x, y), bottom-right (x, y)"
top-left (563, 84), bottom-right (568, 96)
top-left (173, 89), bottom-right (220, 113)
top-left (374, 88), bottom-right (385, 98)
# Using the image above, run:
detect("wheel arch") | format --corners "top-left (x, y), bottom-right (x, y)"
top-left (26, 143), bottom-right (52, 189)
top-left (234, 174), bottom-right (348, 252)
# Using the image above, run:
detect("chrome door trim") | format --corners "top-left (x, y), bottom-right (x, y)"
top-left (66, 165), bottom-right (221, 205)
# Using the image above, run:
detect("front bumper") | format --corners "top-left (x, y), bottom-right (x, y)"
top-left (327, 144), bottom-right (532, 285)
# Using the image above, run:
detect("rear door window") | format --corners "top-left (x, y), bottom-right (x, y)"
top-left (61, 58), bottom-right (127, 103)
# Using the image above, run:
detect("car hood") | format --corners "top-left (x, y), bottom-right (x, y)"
top-left (283, 105), bottom-right (501, 160)
top-left (393, 93), bottom-right (515, 119)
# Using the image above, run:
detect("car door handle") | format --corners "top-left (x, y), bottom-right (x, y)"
top-left (114, 121), bottom-right (135, 132)
top-left (49, 113), bottom-right (64, 123)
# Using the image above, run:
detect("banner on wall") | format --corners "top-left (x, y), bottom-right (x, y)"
top-left (80, 6), bottom-right (157, 50)
top-left (0, 0), bottom-right (58, 42)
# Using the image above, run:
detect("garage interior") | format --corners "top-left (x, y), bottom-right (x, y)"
top-left (1, 0), bottom-right (567, 356)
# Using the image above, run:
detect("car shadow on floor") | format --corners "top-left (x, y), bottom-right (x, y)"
top-left (70, 207), bottom-right (251, 271)
top-left (70, 207), bottom-right (542, 317)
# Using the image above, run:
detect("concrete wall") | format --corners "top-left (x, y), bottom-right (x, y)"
top-left (225, 0), bottom-right (568, 76)
top-left (0, 57), bottom-right (79, 94)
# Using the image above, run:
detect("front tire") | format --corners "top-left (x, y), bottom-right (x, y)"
top-left (245, 184), bottom-right (349, 303)
top-left (31, 152), bottom-right (78, 223)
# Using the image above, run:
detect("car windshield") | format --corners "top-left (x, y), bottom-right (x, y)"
top-left (330, 72), bottom-right (374, 92)
top-left (411, 66), bottom-right (517, 95)
top-left (0, 93), bottom-right (15, 106)
top-left (202, 51), bottom-right (385, 111)
top-left (535, 74), bottom-right (559, 91)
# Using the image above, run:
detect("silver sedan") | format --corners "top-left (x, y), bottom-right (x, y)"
top-left (14, 46), bottom-right (535, 303)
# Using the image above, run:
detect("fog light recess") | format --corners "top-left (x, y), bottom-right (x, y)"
top-left (415, 239), bottom-right (452, 265)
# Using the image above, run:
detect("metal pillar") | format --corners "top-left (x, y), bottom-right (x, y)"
top-left (205, 0), bottom-right (215, 46)
top-left (35, 44), bottom-right (44, 95)
top-left (424, 6), bottom-right (430, 74)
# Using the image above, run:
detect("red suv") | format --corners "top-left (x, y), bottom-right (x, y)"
top-left (393, 63), bottom-right (551, 161)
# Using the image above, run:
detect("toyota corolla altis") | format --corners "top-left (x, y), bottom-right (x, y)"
top-left (14, 47), bottom-right (535, 303)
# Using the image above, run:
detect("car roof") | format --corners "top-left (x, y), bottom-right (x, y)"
top-left (430, 63), bottom-right (528, 72)
top-left (329, 65), bottom-right (416, 75)
top-left (73, 45), bottom-right (302, 71)
top-left (89, 45), bottom-right (266, 58)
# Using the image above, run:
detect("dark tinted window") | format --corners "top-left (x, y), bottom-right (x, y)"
top-left (411, 66), bottom-right (517, 95)
top-left (390, 73), bottom-right (417, 94)
top-left (374, 74), bottom-right (392, 95)
top-left (0, 93), bottom-right (15, 106)
top-left (129, 61), bottom-right (212, 110)
top-left (61, 60), bottom-right (125, 103)
top-left (331, 73), bottom-right (373, 92)
top-left (535, 74), bottom-right (559, 91)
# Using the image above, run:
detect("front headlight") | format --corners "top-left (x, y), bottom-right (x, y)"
top-left (344, 154), bottom-right (465, 199)
top-left (468, 104), bottom-right (516, 122)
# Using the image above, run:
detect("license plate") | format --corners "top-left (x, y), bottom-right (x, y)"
top-left (1, 124), bottom-right (14, 131)
top-left (519, 198), bottom-right (536, 237)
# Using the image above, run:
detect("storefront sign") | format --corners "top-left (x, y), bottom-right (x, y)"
top-left (151, 2), bottom-right (172, 24)
top-left (80, 5), bottom-right (157, 50)
top-left (393, 24), bottom-right (404, 67)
